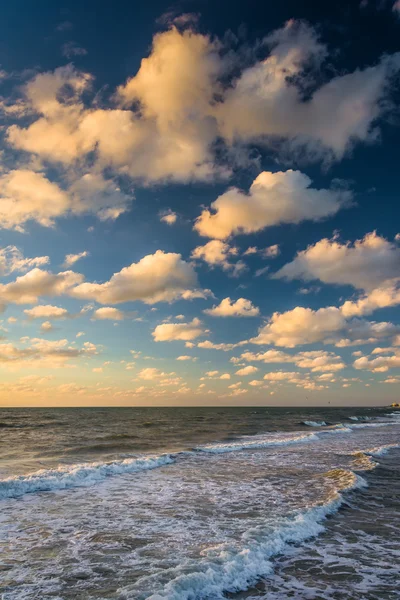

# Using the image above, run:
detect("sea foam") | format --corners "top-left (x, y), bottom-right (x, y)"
top-left (0, 454), bottom-right (174, 500)
top-left (121, 469), bottom-right (366, 600)
top-left (195, 432), bottom-right (319, 454)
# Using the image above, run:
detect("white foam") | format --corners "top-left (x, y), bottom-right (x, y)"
top-left (195, 433), bottom-right (319, 454)
top-left (348, 416), bottom-right (371, 421)
top-left (317, 425), bottom-right (353, 434)
top-left (302, 421), bottom-right (327, 427)
top-left (0, 454), bottom-right (174, 500)
top-left (364, 443), bottom-right (400, 456)
top-left (121, 470), bottom-right (366, 600)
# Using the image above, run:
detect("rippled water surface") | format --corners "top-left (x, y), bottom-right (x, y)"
top-left (0, 407), bottom-right (399, 599)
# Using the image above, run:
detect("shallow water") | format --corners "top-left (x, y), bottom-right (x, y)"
top-left (0, 407), bottom-right (399, 599)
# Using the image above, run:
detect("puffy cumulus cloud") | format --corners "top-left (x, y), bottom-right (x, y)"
top-left (191, 240), bottom-right (246, 276)
top-left (250, 304), bottom-right (399, 348)
top-left (235, 365), bottom-right (258, 376)
top-left (354, 349), bottom-right (400, 372)
top-left (7, 36), bottom-right (223, 184)
top-left (196, 339), bottom-right (240, 351)
top-left (194, 170), bottom-right (351, 239)
top-left (24, 305), bottom-right (69, 319)
top-left (0, 166), bottom-right (131, 232)
top-left (0, 337), bottom-right (98, 370)
top-left (335, 319), bottom-right (400, 347)
top-left (159, 209), bottom-right (178, 225)
top-left (71, 250), bottom-right (203, 305)
top-left (263, 371), bottom-right (300, 381)
top-left (153, 318), bottom-right (205, 342)
top-left (0, 268), bottom-right (83, 305)
top-left (0, 170), bottom-right (70, 232)
top-left (137, 367), bottom-right (172, 380)
top-left (40, 321), bottom-right (53, 332)
top-left (92, 307), bottom-right (125, 321)
top-left (63, 251), bottom-right (89, 267)
top-left (0, 246), bottom-right (49, 275)
top-left (251, 306), bottom-right (345, 347)
top-left (240, 349), bottom-right (345, 372)
top-left (341, 280), bottom-right (400, 317)
top-left (214, 20), bottom-right (400, 162)
top-left (68, 173), bottom-right (131, 221)
top-left (275, 232), bottom-right (400, 292)
top-left (204, 297), bottom-right (259, 317)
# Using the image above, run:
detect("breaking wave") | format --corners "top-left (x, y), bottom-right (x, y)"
top-left (120, 469), bottom-right (366, 600)
top-left (302, 420), bottom-right (327, 427)
top-left (0, 454), bottom-right (174, 500)
top-left (195, 433), bottom-right (319, 454)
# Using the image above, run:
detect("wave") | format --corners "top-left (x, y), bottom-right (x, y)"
top-left (317, 425), bottom-right (353, 434)
top-left (0, 454), bottom-right (174, 500)
top-left (348, 416), bottom-right (371, 421)
top-left (122, 469), bottom-right (366, 600)
top-left (195, 433), bottom-right (319, 454)
top-left (364, 443), bottom-right (400, 456)
top-left (302, 420), bottom-right (327, 427)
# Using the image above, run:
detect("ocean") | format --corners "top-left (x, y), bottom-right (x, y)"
top-left (0, 406), bottom-right (399, 599)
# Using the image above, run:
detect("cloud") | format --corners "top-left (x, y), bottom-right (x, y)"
top-left (250, 304), bottom-right (399, 347)
top-left (137, 367), bottom-right (171, 380)
top-left (153, 317), bottom-right (205, 342)
top-left (0, 246), bottom-right (49, 275)
top-left (235, 365), bottom-right (258, 376)
top-left (40, 321), bottom-right (53, 332)
top-left (354, 349), bottom-right (400, 372)
top-left (0, 170), bottom-right (70, 232)
top-left (191, 240), bottom-right (246, 276)
top-left (251, 306), bottom-right (345, 347)
top-left (341, 281), bottom-right (400, 317)
top-left (0, 268), bottom-right (83, 305)
top-left (71, 250), bottom-right (203, 305)
top-left (92, 307), bottom-right (125, 321)
top-left (196, 339), bottom-right (241, 351)
top-left (24, 305), bottom-right (69, 319)
top-left (0, 337), bottom-right (98, 370)
top-left (62, 42), bottom-right (88, 58)
top-left (176, 355), bottom-right (195, 361)
top-left (274, 232), bottom-right (400, 292)
top-left (159, 210), bottom-right (178, 225)
top-left (240, 349), bottom-right (345, 372)
top-left (214, 20), bottom-right (400, 162)
top-left (262, 244), bottom-right (280, 258)
top-left (204, 297), bottom-right (259, 317)
top-left (63, 251), bottom-right (89, 267)
top-left (194, 170), bottom-right (351, 239)
top-left (263, 371), bottom-right (300, 381)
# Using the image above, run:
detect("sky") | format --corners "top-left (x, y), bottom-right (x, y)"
top-left (0, 0), bottom-right (400, 407)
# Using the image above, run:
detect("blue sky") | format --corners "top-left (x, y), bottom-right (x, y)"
top-left (0, 0), bottom-right (399, 406)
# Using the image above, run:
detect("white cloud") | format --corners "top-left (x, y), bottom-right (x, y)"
top-left (204, 297), bottom-right (259, 317)
top-left (196, 340), bottom-right (240, 351)
top-left (354, 350), bottom-right (400, 372)
top-left (251, 306), bottom-right (345, 347)
top-left (191, 240), bottom-right (246, 276)
top-left (240, 349), bottom-right (345, 372)
top-left (214, 20), bottom-right (400, 162)
top-left (194, 170), bottom-right (351, 239)
top-left (0, 170), bottom-right (70, 232)
top-left (71, 250), bottom-right (203, 305)
top-left (176, 355), bottom-right (195, 361)
top-left (159, 210), bottom-right (178, 225)
top-left (0, 246), bottom-right (49, 275)
top-left (235, 365), bottom-right (258, 376)
top-left (63, 251), bottom-right (89, 267)
top-left (262, 244), bottom-right (280, 258)
top-left (263, 371), bottom-right (299, 381)
top-left (24, 305), bottom-right (69, 319)
top-left (0, 268), bottom-right (83, 305)
top-left (220, 373), bottom-right (231, 379)
top-left (341, 281), bottom-right (400, 317)
top-left (40, 321), bottom-right (53, 332)
top-left (137, 367), bottom-right (171, 380)
top-left (153, 317), bottom-right (205, 342)
top-left (92, 307), bottom-right (125, 321)
top-left (274, 232), bottom-right (400, 292)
